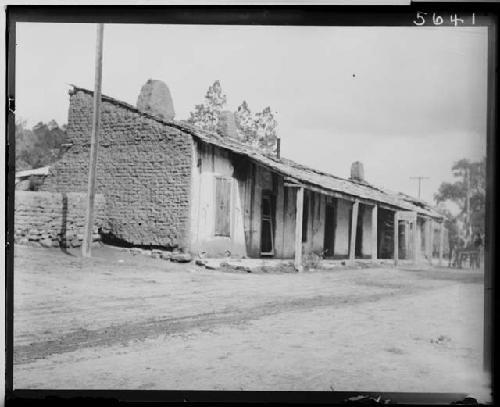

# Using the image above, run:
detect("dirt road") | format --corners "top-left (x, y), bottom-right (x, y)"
top-left (12, 246), bottom-right (488, 396)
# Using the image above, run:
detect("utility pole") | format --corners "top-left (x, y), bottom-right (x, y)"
top-left (465, 166), bottom-right (472, 242)
top-left (410, 176), bottom-right (429, 199)
top-left (82, 23), bottom-right (104, 257)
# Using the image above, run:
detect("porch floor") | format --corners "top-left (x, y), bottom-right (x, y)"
top-left (195, 257), bottom-right (434, 272)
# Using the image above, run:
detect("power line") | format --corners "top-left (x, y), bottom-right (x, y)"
top-left (410, 176), bottom-right (429, 199)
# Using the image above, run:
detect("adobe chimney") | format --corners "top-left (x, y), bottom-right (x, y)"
top-left (137, 79), bottom-right (175, 121)
top-left (350, 161), bottom-right (365, 182)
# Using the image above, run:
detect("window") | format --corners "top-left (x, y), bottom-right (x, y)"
top-left (215, 177), bottom-right (231, 236)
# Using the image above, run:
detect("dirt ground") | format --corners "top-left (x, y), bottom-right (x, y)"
top-left (12, 245), bottom-right (490, 399)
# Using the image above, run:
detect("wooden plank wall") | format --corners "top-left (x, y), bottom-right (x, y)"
top-left (361, 203), bottom-right (372, 257)
top-left (189, 142), bottom-right (247, 257)
top-left (281, 186), bottom-right (297, 258)
top-left (334, 199), bottom-right (351, 256)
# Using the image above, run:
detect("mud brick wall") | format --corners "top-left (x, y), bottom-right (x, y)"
top-left (14, 191), bottom-right (105, 248)
top-left (41, 89), bottom-right (193, 248)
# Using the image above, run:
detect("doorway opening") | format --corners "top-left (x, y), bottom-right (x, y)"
top-left (323, 201), bottom-right (336, 258)
top-left (260, 192), bottom-right (275, 256)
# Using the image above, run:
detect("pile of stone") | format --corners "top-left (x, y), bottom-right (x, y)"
top-left (14, 191), bottom-right (106, 249)
top-left (126, 247), bottom-right (192, 263)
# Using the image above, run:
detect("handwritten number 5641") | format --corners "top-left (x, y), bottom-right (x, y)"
top-left (413, 12), bottom-right (475, 26)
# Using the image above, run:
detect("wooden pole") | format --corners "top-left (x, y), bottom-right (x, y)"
top-left (82, 23), bottom-right (104, 257)
top-left (465, 166), bottom-right (471, 242)
top-left (349, 200), bottom-right (359, 263)
top-left (413, 215), bottom-right (419, 264)
top-left (425, 219), bottom-right (432, 263)
top-left (429, 219), bottom-right (435, 265)
top-left (294, 187), bottom-right (304, 271)
top-left (371, 204), bottom-right (377, 260)
top-left (410, 176), bottom-right (429, 199)
top-left (393, 211), bottom-right (399, 266)
top-left (404, 221), bottom-right (410, 260)
top-left (439, 221), bottom-right (444, 266)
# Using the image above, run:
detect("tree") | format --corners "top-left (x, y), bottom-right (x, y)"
top-left (188, 81), bottom-right (279, 155)
top-left (254, 106), bottom-right (278, 153)
top-left (435, 205), bottom-right (460, 257)
top-left (15, 118), bottom-right (68, 170)
top-left (234, 101), bottom-right (256, 144)
top-left (187, 80), bottom-right (227, 132)
top-left (15, 119), bottom-right (35, 171)
top-left (434, 157), bottom-right (486, 241)
top-left (234, 102), bottom-right (278, 154)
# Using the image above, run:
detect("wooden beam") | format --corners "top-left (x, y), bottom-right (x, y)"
top-left (82, 23), bottom-right (104, 257)
top-left (439, 221), bottom-right (444, 266)
top-left (394, 211), bottom-right (399, 266)
top-left (294, 187), bottom-right (304, 272)
top-left (371, 204), bottom-right (378, 260)
top-left (349, 200), bottom-right (359, 263)
top-left (284, 182), bottom-right (306, 188)
top-left (283, 176), bottom-right (397, 210)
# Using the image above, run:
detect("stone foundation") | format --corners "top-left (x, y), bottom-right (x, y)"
top-left (14, 191), bottom-right (105, 248)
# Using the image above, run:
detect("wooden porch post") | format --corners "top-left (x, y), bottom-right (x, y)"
top-left (413, 215), bottom-right (419, 264)
top-left (439, 221), bottom-right (444, 266)
top-left (425, 219), bottom-right (432, 262)
top-left (429, 220), bottom-right (435, 264)
top-left (294, 186), bottom-right (304, 272)
top-left (394, 211), bottom-right (399, 266)
top-left (349, 199), bottom-right (359, 263)
top-left (404, 221), bottom-right (410, 260)
top-left (371, 204), bottom-right (378, 260)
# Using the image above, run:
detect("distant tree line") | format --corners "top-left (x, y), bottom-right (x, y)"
top-left (15, 80), bottom-right (278, 175)
top-left (15, 119), bottom-right (68, 171)
top-left (434, 157), bottom-right (486, 250)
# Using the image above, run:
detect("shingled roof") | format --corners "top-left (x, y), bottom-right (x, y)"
top-left (70, 85), bottom-right (444, 220)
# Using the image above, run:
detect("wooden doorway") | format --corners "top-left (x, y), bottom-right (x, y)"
top-left (260, 192), bottom-right (275, 256)
top-left (323, 202), bottom-right (336, 258)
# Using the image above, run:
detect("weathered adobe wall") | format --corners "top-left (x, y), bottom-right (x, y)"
top-left (41, 90), bottom-right (193, 248)
top-left (14, 191), bottom-right (105, 247)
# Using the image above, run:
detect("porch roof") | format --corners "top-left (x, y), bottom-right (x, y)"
top-left (70, 85), bottom-right (444, 221)
top-left (191, 130), bottom-right (443, 220)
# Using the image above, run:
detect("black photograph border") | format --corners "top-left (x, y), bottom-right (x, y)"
top-left (5, 3), bottom-right (498, 405)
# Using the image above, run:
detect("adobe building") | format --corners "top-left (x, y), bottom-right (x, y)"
top-left (41, 81), bottom-right (447, 269)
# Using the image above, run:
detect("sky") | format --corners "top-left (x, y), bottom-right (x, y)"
top-left (15, 23), bottom-right (488, 208)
